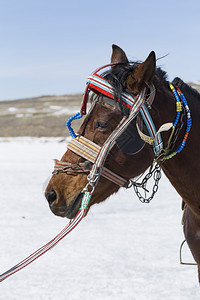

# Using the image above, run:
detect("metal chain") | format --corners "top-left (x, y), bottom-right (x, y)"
top-left (128, 163), bottom-right (162, 203)
top-left (129, 93), bottom-right (186, 203)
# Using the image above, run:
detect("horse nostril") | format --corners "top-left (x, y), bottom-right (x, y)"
top-left (46, 189), bottom-right (57, 205)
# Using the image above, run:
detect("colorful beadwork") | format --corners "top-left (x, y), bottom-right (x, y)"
top-left (66, 112), bottom-right (82, 138)
top-left (175, 87), bottom-right (192, 153)
top-left (169, 82), bottom-right (182, 128)
top-left (163, 83), bottom-right (192, 160)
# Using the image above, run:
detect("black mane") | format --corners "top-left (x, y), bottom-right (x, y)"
top-left (104, 64), bottom-right (200, 102)
top-left (172, 77), bottom-right (200, 101)
top-left (90, 62), bottom-right (200, 115)
top-left (103, 62), bottom-right (168, 94)
top-left (100, 63), bottom-right (168, 115)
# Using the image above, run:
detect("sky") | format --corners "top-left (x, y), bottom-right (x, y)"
top-left (0, 0), bottom-right (200, 101)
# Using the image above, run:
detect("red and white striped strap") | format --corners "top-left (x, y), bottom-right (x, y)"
top-left (81, 63), bottom-right (155, 116)
top-left (0, 208), bottom-right (86, 282)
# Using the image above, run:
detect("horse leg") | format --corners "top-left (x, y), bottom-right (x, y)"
top-left (183, 205), bottom-right (200, 282)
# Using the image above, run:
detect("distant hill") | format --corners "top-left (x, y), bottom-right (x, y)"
top-left (187, 82), bottom-right (200, 93)
top-left (0, 94), bottom-right (83, 137)
top-left (0, 82), bottom-right (200, 137)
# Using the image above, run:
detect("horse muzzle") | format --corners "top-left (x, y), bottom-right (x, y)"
top-left (45, 189), bottom-right (83, 219)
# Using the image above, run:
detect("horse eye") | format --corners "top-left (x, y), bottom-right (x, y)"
top-left (95, 120), bottom-right (109, 129)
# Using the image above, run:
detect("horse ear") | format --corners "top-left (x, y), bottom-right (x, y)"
top-left (111, 44), bottom-right (128, 64)
top-left (126, 51), bottom-right (156, 93)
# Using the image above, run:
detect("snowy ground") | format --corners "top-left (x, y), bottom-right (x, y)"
top-left (0, 138), bottom-right (199, 299)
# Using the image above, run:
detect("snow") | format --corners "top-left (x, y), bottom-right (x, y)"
top-left (4, 104), bottom-right (80, 119)
top-left (8, 107), bottom-right (18, 112)
top-left (193, 80), bottom-right (200, 85)
top-left (0, 138), bottom-right (199, 299)
top-left (51, 106), bottom-right (80, 116)
top-left (16, 113), bottom-right (33, 118)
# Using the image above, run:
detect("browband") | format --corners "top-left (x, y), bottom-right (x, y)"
top-left (79, 64), bottom-right (163, 155)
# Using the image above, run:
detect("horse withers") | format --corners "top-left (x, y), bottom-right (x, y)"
top-left (45, 45), bottom-right (200, 282)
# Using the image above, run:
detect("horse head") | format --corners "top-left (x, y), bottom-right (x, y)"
top-left (45, 45), bottom-right (200, 282)
top-left (45, 45), bottom-right (175, 219)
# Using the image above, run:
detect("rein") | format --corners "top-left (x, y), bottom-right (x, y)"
top-left (0, 199), bottom-right (90, 282)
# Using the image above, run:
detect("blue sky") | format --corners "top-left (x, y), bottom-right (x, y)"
top-left (0, 0), bottom-right (200, 100)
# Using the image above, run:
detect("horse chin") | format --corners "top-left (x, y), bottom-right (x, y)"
top-left (50, 192), bottom-right (83, 219)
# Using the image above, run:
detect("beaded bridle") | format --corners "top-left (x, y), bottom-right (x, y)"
top-left (54, 63), bottom-right (192, 207)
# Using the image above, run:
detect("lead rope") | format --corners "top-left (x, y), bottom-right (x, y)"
top-left (0, 82), bottom-right (147, 283)
top-left (0, 191), bottom-right (92, 282)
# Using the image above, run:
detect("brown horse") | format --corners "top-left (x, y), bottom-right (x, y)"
top-left (45, 45), bottom-right (200, 281)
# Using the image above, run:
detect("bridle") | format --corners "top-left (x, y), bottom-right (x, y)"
top-left (53, 64), bottom-right (164, 205)
top-left (54, 63), bottom-right (192, 208)
top-left (55, 65), bottom-right (159, 190)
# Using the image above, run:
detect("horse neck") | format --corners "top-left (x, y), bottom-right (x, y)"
top-left (159, 85), bottom-right (200, 206)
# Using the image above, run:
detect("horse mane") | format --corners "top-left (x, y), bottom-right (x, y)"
top-left (90, 63), bottom-right (169, 115)
top-left (172, 77), bottom-right (200, 101)
top-left (103, 63), bottom-right (168, 93)
top-left (89, 62), bottom-right (200, 114)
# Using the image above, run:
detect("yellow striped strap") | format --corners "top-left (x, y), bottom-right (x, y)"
top-left (67, 136), bottom-right (100, 163)
top-left (65, 136), bottom-right (128, 187)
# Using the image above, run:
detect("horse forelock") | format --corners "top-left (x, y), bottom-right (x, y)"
top-left (89, 63), bottom-right (169, 112)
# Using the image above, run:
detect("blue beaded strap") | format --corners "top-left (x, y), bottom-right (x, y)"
top-left (165, 83), bottom-right (192, 160)
top-left (175, 87), bottom-right (192, 154)
top-left (66, 112), bottom-right (82, 138)
top-left (169, 83), bottom-right (182, 128)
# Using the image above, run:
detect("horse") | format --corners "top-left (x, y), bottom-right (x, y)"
top-left (45, 45), bottom-right (200, 282)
